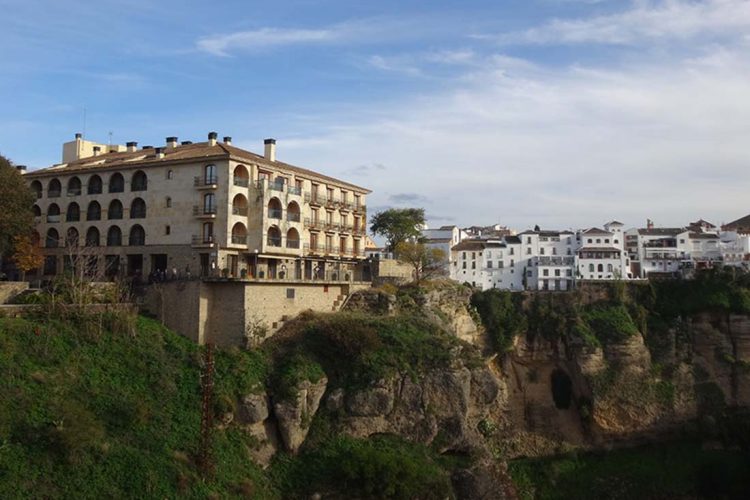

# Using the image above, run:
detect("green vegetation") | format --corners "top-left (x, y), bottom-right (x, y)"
top-left (509, 441), bottom-right (750, 500)
top-left (470, 289), bottom-right (527, 351)
top-left (0, 314), bottom-right (273, 499)
top-left (270, 434), bottom-right (452, 499)
top-left (266, 311), bottom-right (479, 392)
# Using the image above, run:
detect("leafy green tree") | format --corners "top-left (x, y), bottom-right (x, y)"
top-left (369, 207), bottom-right (425, 252)
top-left (0, 154), bottom-right (34, 257)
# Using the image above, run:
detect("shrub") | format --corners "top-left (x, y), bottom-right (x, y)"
top-left (582, 304), bottom-right (639, 344)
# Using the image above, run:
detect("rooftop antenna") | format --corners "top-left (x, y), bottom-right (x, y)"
top-left (108, 131), bottom-right (113, 146)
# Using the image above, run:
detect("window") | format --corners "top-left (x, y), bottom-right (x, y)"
top-left (129, 225), bottom-right (145, 246)
top-left (107, 226), bottom-right (122, 246)
top-left (510, 259), bottom-right (514, 267)
top-left (605, 239), bottom-right (610, 244)
top-left (67, 177), bottom-right (82, 196)
top-left (202, 222), bottom-right (214, 243)
top-left (607, 264), bottom-right (613, 272)
top-left (587, 239), bottom-right (592, 244)
top-left (526, 248), bottom-right (531, 255)
top-left (589, 264), bottom-right (595, 272)
top-left (462, 262), bottom-right (466, 269)
top-left (555, 269), bottom-right (560, 277)
top-left (510, 247), bottom-right (514, 255)
top-left (167, 169), bottom-right (174, 179)
top-left (540, 248), bottom-right (545, 255)
top-left (87, 175), bottom-right (102, 195)
top-left (527, 270), bottom-right (532, 277)
top-left (130, 198), bottom-right (146, 218)
top-left (165, 225), bottom-right (171, 235)
top-left (204, 193), bottom-right (216, 214)
top-left (487, 261), bottom-right (493, 268)
top-left (543, 269), bottom-right (549, 276)
top-left (165, 197), bottom-right (172, 208)
top-left (109, 173), bottom-right (124, 193)
top-left (108, 200), bottom-right (123, 220)
top-left (48, 179), bottom-right (61, 197)
top-left (498, 261), bottom-right (504, 269)
top-left (471, 262), bottom-right (476, 269)
top-left (66, 202), bottom-right (80, 222)
top-left (597, 264), bottom-right (604, 272)
top-left (596, 238), bottom-right (601, 244)
top-left (85, 227), bottom-right (100, 246)
top-left (204, 164), bottom-right (217, 184)
top-left (552, 248), bottom-right (557, 255)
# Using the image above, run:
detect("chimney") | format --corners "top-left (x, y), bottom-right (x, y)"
top-left (75, 133), bottom-right (82, 140)
top-left (264, 138), bottom-right (276, 162)
top-left (93, 146), bottom-right (101, 156)
top-left (223, 136), bottom-right (232, 145)
top-left (126, 141), bottom-right (138, 152)
top-left (166, 136), bottom-right (178, 149)
top-left (155, 147), bottom-right (165, 159)
top-left (647, 219), bottom-right (654, 230)
top-left (208, 131), bottom-right (218, 147)
top-left (16, 165), bottom-right (27, 174)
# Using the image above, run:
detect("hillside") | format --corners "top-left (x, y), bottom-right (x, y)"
top-left (2, 271), bottom-right (750, 498)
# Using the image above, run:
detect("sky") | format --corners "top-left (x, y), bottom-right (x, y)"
top-left (1, 0), bottom-right (749, 231)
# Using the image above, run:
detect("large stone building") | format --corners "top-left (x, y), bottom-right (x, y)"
top-left (25, 132), bottom-right (371, 283)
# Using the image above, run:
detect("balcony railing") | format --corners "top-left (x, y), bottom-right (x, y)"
top-left (48, 190), bottom-right (61, 198)
top-left (192, 235), bottom-right (215, 245)
top-left (286, 239), bottom-right (301, 249)
top-left (193, 205), bottom-right (217, 216)
top-left (47, 214), bottom-right (61, 223)
top-left (269, 182), bottom-right (284, 192)
top-left (288, 186), bottom-right (302, 196)
top-left (194, 175), bottom-right (218, 187)
top-left (233, 177), bottom-right (249, 187)
top-left (287, 212), bottom-right (301, 222)
top-left (231, 234), bottom-right (247, 245)
top-left (267, 236), bottom-right (282, 247)
top-left (325, 198), bottom-right (340, 208)
top-left (538, 256), bottom-right (575, 266)
top-left (305, 193), bottom-right (327, 205)
top-left (131, 209), bottom-right (146, 219)
top-left (67, 188), bottom-right (81, 196)
top-left (232, 206), bottom-right (248, 216)
top-left (65, 214), bottom-right (80, 222)
top-left (268, 208), bottom-right (282, 219)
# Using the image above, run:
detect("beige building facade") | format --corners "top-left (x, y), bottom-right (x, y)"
top-left (25, 133), bottom-right (371, 282)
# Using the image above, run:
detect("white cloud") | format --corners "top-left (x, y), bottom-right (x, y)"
top-left (196, 27), bottom-right (337, 56)
top-left (480, 0), bottom-right (750, 46)
top-left (272, 46), bottom-right (750, 230)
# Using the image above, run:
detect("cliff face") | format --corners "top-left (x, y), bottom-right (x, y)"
top-left (221, 281), bottom-right (750, 498)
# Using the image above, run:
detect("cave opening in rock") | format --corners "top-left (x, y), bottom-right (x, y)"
top-left (551, 369), bottom-right (573, 409)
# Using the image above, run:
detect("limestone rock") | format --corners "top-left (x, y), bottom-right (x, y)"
top-left (239, 392), bottom-right (270, 424)
top-left (346, 383), bottom-right (395, 417)
top-left (326, 387), bottom-right (345, 412)
top-left (273, 377), bottom-right (328, 453)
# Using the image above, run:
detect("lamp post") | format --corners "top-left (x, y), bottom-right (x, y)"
top-left (253, 249), bottom-right (259, 279)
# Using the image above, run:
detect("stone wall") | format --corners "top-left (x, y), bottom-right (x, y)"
top-left (0, 282), bottom-right (29, 304)
top-left (143, 279), bottom-right (371, 347)
top-left (371, 259), bottom-right (413, 286)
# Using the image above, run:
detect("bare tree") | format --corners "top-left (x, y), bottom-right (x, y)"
top-left (395, 241), bottom-right (446, 284)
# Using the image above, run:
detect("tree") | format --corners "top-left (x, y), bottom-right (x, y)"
top-left (11, 234), bottom-right (44, 280)
top-left (395, 241), bottom-right (446, 284)
top-left (0, 154), bottom-right (34, 257)
top-left (369, 208), bottom-right (425, 252)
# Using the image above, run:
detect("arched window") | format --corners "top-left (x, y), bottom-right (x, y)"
top-left (47, 203), bottom-right (61, 223)
top-left (67, 176), bottom-right (82, 196)
top-left (232, 194), bottom-right (248, 216)
top-left (86, 227), bottom-right (100, 246)
top-left (286, 228), bottom-right (300, 248)
top-left (129, 225), bottom-right (145, 246)
top-left (287, 201), bottom-right (301, 222)
top-left (30, 180), bottom-right (42, 199)
top-left (108, 199), bottom-right (123, 220)
top-left (167, 169), bottom-right (173, 180)
top-left (48, 179), bottom-right (61, 198)
top-left (588, 263), bottom-right (595, 273)
top-left (131, 170), bottom-right (147, 191)
top-left (107, 226), bottom-right (122, 246)
top-left (109, 173), bottom-right (125, 193)
top-left (203, 193), bottom-right (216, 214)
top-left (87, 201), bottom-right (101, 221)
top-left (65, 227), bottom-right (79, 247)
top-left (267, 226), bottom-right (282, 247)
top-left (231, 222), bottom-right (247, 245)
top-left (46, 228), bottom-right (60, 248)
top-left (233, 164), bottom-right (249, 187)
top-left (204, 164), bottom-right (217, 184)
top-left (33, 205), bottom-right (42, 217)
top-left (87, 175), bottom-right (103, 195)
top-left (607, 264), bottom-right (613, 273)
top-left (66, 202), bottom-right (80, 222)
top-left (165, 196), bottom-right (172, 208)
top-left (130, 198), bottom-right (146, 218)
top-left (597, 264), bottom-right (604, 273)
top-left (267, 197), bottom-right (282, 219)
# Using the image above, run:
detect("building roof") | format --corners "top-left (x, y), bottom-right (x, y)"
top-left (582, 227), bottom-right (613, 236)
top-left (25, 140), bottom-right (371, 193)
top-left (723, 214), bottom-right (750, 232)
top-left (451, 240), bottom-right (505, 252)
top-left (689, 219), bottom-right (716, 228)
top-left (424, 238), bottom-right (453, 243)
top-left (689, 232), bottom-right (719, 240)
top-left (438, 225), bottom-right (457, 230)
top-left (637, 227), bottom-right (686, 236)
top-left (504, 235), bottom-right (522, 244)
top-left (605, 220), bottom-right (624, 226)
top-left (518, 229), bottom-right (574, 237)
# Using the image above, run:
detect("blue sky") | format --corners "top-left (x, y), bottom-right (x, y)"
top-left (2, 0), bottom-right (750, 230)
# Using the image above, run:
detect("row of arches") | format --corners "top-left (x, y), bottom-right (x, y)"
top-left (30, 171), bottom-right (148, 198)
top-left (266, 197), bottom-right (300, 221)
top-left (587, 263), bottom-right (615, 273)
top-left (42, 225), bottom-right (146, 248)
top-left (265, 226), bottom-right (300, 248)
top-left (36, 199), bottom-right (146, 222)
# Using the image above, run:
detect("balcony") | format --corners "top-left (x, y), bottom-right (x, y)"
top-left (325, 197), bottom-right (341, 209)
top-left (47, 214), bottom-right (61, 223)
top-left (538, 256), bottom-right (575, 266)
top-left (267, 236), bottom-right (282, 247)
top-left (232, 206), bottom-right (248, 216)
top-left (67, 188), bottom-right (81, 196)
top-left (193, 205), bottom-right (217, 218)
top-left (288, 185), bottom-right (302, 196)
top-left (233, 177), bottom-right (249, 187)
top-left (305, 218), bottom-right (325, 230)
top-left (191, 235), bottom-right (215, 248)
top-left (267, 208), bottom-right (283, 219)
top-left (353, 203), bottom-right (366, 213)
top-left (305, 193), bottom-right (327, 206)
top-left (339, 224), bottom-right (353, 234)
top-left (231, 234), bottom-right (247, 245)
top-left (131, 209), bottom-right (146, 219)
top-left (194, 176), bottom-right (219, 189)
top-left (286, 239), bottom-right (301, 249)
top-left (324, 222), bottom-right (339, 232)
top-left (287, 212), bottom-right (301, 223)
top-left (48, 190), bottom-right (61, 198)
